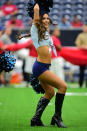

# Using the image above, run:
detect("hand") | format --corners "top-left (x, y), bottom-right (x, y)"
top-left (34, 3), bottom-right (39, 11)
top-left (56, 45), bottom-right (62, 51)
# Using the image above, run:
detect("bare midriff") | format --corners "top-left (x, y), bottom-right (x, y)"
top-left (37, 45), bottom-right (51, 64)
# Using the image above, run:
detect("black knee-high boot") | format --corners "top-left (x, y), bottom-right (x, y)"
top-left (31, 97), bottom-right (49, 126)
top-left (51, 93), bottom-right (66, 128)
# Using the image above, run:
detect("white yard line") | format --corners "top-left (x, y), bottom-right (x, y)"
top-left (54, 92), bottom-right (87, 96)
top-left (48, 92), bottom-right (87, 106)
top-left (66, 92), bottom-right (87, 96)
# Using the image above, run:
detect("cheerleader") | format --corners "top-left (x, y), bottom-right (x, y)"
top-left (28, 0), bottom-right (67, 128)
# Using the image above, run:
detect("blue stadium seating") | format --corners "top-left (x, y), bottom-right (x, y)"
top-left (0, 0), bottom-right (87, 27)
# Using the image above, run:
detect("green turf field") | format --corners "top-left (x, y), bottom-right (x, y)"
top-left (0, 84), bottom-right (87, 131)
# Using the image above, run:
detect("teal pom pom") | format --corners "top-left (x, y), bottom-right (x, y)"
top-left (0, 51), bottom-right (16, 72)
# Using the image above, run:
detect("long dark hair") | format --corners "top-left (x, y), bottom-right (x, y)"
top-left (16, 15), bottom-right (48, 41)
top-left (36, 15), bottom-right (48, 41)
top-left (16, 14), bottom-right (55, 41)
top-left (36, 14), bottom-right (56, 41)
top-left (16, 30), bottom-right (31, 40)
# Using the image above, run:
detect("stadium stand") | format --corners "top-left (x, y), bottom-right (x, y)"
top-left (0, 0), bottom-right (87, 27)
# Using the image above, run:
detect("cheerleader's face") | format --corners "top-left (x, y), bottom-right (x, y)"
top-left (42, 14), bottom-right (50, 29)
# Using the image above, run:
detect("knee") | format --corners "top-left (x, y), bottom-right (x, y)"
top-left (59, 83), bottom-right (67, 93)
top-left (47, 88), bottom-right (55, 99)
top-left (63, 83), bottom-right (67, 92)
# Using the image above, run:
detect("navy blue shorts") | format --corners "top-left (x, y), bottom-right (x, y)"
top-left (32, 59), bottom-right (51, 78)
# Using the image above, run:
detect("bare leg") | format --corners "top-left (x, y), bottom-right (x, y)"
top-left (38, 70), bottom-right (67, 128)
top-left (40, 80), bottom-right (55, 100)
top-left (38, 70), bottom-right (67, 93)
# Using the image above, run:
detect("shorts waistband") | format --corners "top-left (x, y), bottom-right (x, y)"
top-left (36, 59), bottom-right (51, 66)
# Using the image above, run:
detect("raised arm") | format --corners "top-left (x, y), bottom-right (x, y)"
top-left (33, 4), bottom-right (40, 25)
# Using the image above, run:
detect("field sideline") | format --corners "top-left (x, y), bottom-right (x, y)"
top-left (0, 84), bottom-right (87, 131)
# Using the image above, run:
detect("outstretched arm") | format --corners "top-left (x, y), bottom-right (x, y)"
top-left (4, 40), bottom-right (32, 51)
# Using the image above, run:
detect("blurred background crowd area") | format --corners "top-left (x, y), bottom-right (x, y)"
top-left (0, 0), bottom-right (87, 28)
top-left (0, 0), bottom-right (87, 87)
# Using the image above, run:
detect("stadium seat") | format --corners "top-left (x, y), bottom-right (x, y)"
top-left (53, 4), bottom-right (60, 9)
top-left (62, 10), bottom-right (71, 16)
top-left (18, 4), bottom-right (25, 9)
top-left (53, 0), bottom-right (61, 5)
top-left (18, 9), bottom-right (24, 14)
top-left (63, 4), bottom-right (72, 9)
top-left (17, 15), bottom-right (23, 20)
